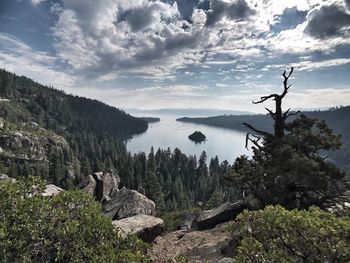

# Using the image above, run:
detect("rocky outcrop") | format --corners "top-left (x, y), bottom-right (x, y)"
top-left (42, 184), bottom-right (64, 197)
top-left (149, 222), bottom-right (231, 262)
top-left (196, 201), bottom-right (245, 230)
top-left (78, 175), bottom-right (97, 196)
top-left (113, 214), bottom-right (164, 243)
top-left (103, 187), bottom-right (155, 220)
top-left (321, 190), bottom-right (350, 216)
top-left (78, 169), bottom-right (120, 201)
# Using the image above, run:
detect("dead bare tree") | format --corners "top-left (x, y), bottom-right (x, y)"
top-left (244, 67), bottom-right (300, 148)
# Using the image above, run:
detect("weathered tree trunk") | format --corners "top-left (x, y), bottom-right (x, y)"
top-left (243, 67), bottom-right (299, 147)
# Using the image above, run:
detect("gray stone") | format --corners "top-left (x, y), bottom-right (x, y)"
top-left (321, 190), bottom-right (350, 216)
top-left (218, 258), bottom-right (234, 263)
top-left (113, 214), bottom-right (164, 243)
top-left (103, 187), bottom-right (155, 220)
top-left (78, 169), bottom-right (120, 201)
top-left (196, 201), bottom-right (246, 230)
top-left (78, 174), bottom-right (97, 196)
top-left (42, 184), bottom-right (64, 197)
top-left (0, 174), bottom-right (15, 183)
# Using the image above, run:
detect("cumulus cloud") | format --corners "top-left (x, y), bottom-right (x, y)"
top-left (304, 4), bottom-right (350, 39)
top-left (205, 0), bottom-right (255, 27)
top-left (48, 0), bottom-right (350, 83)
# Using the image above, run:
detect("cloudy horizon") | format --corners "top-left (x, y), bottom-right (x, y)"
top-left (1, 0), bottom-right (350, 113)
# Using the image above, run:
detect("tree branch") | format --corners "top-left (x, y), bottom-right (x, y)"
top-left (252, 94), bottom-right (278, 104)
top-left (265, 107), bottom-right (276, 119)
top-left (284, 110), bottom-right (301, 120)
top-left (281, 67), bottom-right (294, 98)
top-left (243, 123), bottom-right (272, 137)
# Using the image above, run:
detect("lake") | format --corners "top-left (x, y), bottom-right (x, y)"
top-left (126, 114), bottom-right (251, 163)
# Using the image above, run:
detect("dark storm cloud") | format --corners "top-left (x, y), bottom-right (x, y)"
top-left (304, 4), bottom-right (350, 39)
top-left (205, 0), bottom-right (255, 27)
top-left (120, 8), bottom-right (156, 31)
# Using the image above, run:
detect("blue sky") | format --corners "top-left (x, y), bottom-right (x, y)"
top-left (1, 0), bottom-right (350, 112)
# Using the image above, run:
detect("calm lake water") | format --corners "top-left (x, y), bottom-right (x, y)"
top-left (126, 114), bottom-right (251, 163)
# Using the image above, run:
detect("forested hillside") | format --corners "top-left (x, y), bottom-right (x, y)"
top-left (0, 69), bottom-right (147, 188)
top-left (178, 107), bottom-right (350, 172)
top-left (0, 70), bottom-right (237, 212)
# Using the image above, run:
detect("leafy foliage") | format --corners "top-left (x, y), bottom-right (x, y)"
top-left (0, 177), bottom-right (150, 262)
top-left (227, 205), bottom-right (350, 262)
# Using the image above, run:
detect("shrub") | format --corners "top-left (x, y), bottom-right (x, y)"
top-left (227, 205), bottom-right (350, 262)
top-left (0, 177), bottom-right (150, 262)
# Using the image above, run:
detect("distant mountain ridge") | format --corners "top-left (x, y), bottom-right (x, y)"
top-left (127, 108), bottom-right (253, 116)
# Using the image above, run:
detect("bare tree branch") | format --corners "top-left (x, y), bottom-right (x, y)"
top-left (252, 94), bottom-right (278, 104)
top-left (284, 110), bottom-right (301, 120)
top-left (243, 123), bottom-right (272, 137)
top-left (281, 67), bottom-right (294, 98)
top-left (245, 133), bottom-right (263, 149)
top-left (265, 107), bottom-right (276, 119)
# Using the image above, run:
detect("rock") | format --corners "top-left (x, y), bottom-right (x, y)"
top-left (103, 187), bottom-right (155, 220)
top-left (78, 169), bottom-right (120, 201)
top-left (42, 184), bottom-right (64, 197)
top-left (113, 214), bottom-right (164, 243)
top-left (196, 201), bottom-right (245, 230)
top-left (321, 190), bottom-right (350, 216)
top-left (78, 175), bottom-right (97, 196)
top-left (218, 258), bottom-right (234, 263)
top-left (149, 222), bottom-right (231, 262)
top-left (0, 174), bottom-right (15, 183)
top-left (180, 211), bottom-right (197, 231)
top-left (188, 131), bottom-right (206, 143)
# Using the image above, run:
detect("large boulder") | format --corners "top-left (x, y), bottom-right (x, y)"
top-left (103, 187), bottom-right (155, 220)
top-left (78, 169), bottom-right (120, 201)
top-left (113, 214), bottom-right (164, 243)
top-left (196, 201), bottom-right (245, 230)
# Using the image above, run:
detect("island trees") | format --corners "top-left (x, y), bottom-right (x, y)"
top-left (230, 68), bottom-right (345, 209)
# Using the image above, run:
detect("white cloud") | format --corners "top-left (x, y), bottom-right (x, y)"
top-left (31, 0), bottom-right (45, 6)
top-left (49, 0), bottom-right (350, 81)
top-left (0, 33), bottom-right (75, 90)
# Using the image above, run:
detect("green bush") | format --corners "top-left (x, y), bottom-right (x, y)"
top-left (0, 177), bottom-right (150, 262)
top-left (227, 205), bottom-right (350, 262)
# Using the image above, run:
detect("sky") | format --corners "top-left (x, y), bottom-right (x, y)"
top-left (0, 0), bottom-right (350, 113)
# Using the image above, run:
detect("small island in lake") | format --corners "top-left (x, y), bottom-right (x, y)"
top-left (188, 131), bottom-right (206, 143)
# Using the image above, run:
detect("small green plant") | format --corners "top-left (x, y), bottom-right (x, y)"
top-left (0, 177), bottom-right (150, 262)
top-left (175, 254), bottom-right (189, 263)
top-left (227, 205), bottom-right (350, 262)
